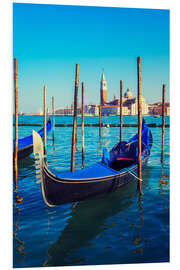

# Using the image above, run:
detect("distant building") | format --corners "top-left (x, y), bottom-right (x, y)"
top-left (101, 105), bottom-right (130, 116)
top-left (126, 96), bottom-right (149, 115)
top-left (55, 108), bottom-right (73, 115)
top-left (148, 102), bottom-right (170, 115)
top-left (166, 106), bottom-right (170, 116)
top-left (85, 105), bottom-right (99, 116)
top-left (101, 105), bottom-right (120, 116)
top-left (100, 78), bottom-right (149, 116)
top-left (55, 107), bottom-right (81, 115)
top-left (23, 108), bottom-right (44, 116)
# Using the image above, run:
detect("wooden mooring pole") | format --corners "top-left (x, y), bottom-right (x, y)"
top-left (137, 56), bottom-right (142, 193)
top-left (161, 84), bottom-right (165, 163)
top-left (44, 85), bottom-right (47, 155)
top-left (82, 82), bottom-right (85, 168)
top-left (120, 80), bottom-right (123, 142)
top-left (99, 104), bottom-right (101, 137)
top-left (52, 96), bottom-right (55, 143)
top-left (14, 58), bottom-right (18, 190)
top-left (71, 64), bottom-right (79, 172)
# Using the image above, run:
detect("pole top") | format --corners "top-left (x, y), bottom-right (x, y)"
top-left (14, 58), bottom-right (18, 71)
top-left (75, 64), bottom-right (79, 84)
top-left (137, 56), bottom-right (141, 62)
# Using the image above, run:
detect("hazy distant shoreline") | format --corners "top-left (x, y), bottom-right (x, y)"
top-left (14, 114), bottom-right (167, 117)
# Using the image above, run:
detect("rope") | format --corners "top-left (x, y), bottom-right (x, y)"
top-left (125, 168), bottom-right (143, 182)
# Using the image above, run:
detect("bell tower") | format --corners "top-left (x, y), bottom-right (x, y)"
top-left (100, 70), bottom-right (107, 105)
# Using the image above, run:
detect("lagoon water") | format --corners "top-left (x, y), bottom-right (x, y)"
top-left (13, 115), bottom-right (169, 268)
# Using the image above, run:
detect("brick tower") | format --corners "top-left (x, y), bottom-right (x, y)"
top-left (100, 70), bottom-right (107, 105)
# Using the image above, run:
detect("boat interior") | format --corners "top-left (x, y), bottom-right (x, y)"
top-left (109, 157), bottom-right (136, 171)
top-left (102, 141), bottom-right (138, 171)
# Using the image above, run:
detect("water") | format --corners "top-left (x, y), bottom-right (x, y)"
top-left (13, 115), bottom-right (169, 268)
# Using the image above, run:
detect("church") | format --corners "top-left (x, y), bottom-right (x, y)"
top-left (100, 70), bottom-right (149, 116)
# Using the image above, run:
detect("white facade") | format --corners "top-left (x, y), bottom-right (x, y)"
top-left (101, 106), bottom-right (130, 116)
top-left (130, 97), bottom-right (149, 115)
top-left (101, 107), bottom-right (118, 116)
top-left (87, 105), bottom-right (99, 116)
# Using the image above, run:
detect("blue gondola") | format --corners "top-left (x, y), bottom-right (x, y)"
top-left (33, 120), bottom-right (152, 207)
top-left (14, 119), bottom-right (51, 160)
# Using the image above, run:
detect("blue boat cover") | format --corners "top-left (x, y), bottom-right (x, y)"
top-left (129, 120), bottom-right (150, 150)
top-left (102, 120), bottom-right (152, 167)
top-left (13, 120), bottom-right (51, 151)
top-left (52, 162), bottom-right (119, 180)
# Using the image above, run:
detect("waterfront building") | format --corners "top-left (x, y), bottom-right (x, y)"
top-left (101, 105), bottom-right (119, 116)
top-left (55, 108), bottom-right (73, 115)
top-left (101, 105), bottom-right (130, 116)
top-left (101, 81), bottom-right (149, 115)
top-left (148, 102), bottom-right (170, 115)
top-left (128, 96), bottom-right (149, 115)
top-left (86, 105), bottom-right (99, 116)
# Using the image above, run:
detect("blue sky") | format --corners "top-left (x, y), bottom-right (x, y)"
top-left (13, 3), bottom-right (169, 113)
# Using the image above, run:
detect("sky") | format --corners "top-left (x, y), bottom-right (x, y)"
top-left (13, 3), bottom-right (169, 113)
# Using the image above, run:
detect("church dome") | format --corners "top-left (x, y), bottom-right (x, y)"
top-left (124, 88), bottom-right (133, 99)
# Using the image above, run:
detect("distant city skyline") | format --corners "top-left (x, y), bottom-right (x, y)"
top-left (19, 87), bottom-right (169, 114)
top-left (13, 3), bottom-right (169, 113)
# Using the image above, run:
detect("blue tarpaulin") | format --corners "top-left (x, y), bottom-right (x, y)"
top-left (52, 162), bottom-right (120, 180)
top-left (13, 120), bottom-right (51, 151)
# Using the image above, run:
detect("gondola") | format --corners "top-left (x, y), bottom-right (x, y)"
top-left (14, 119), bottom-right (51, 160)
top-left (32, 120), bottom-right (152, 207)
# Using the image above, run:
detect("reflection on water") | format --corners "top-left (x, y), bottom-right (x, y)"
top-left (44, 169), bottom-right (152, 267)
top-left (13, 190), bottom-right (26, 266)
top-left (132, 194), bottom-right (144, 255)
top-left (159, 165), bottom-right (169, 196)
top-left (44, 181), bottom-right (138, 266)
top-left (13, 116), bottom-right (170, 267)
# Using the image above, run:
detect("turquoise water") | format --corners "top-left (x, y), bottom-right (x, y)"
top-left (13, 115), bottom-right (169, 268)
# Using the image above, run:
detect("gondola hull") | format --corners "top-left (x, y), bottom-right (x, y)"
top-left (17, 145), bottom-right (33, 160)
top-left (33, 120), bottom-right (152, 207)
top-left (41, 157), bottom-right (148, 207)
